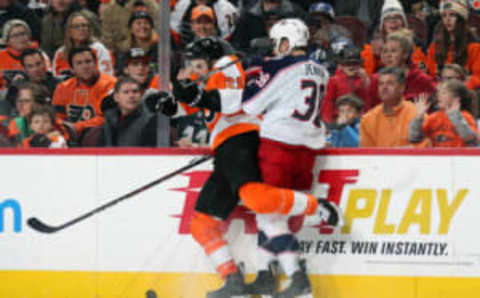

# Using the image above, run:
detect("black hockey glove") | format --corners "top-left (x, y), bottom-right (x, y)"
top-left (172, 78), bottom-right (204, 105)
top-left (30, 134), bottom-right (52, 148)
top-left (145, 91), bottom-right (178, 116)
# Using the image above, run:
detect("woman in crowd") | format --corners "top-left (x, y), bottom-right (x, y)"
top-left (41, 0), bottom-right (101, 58)
top-left (0, 19), bottom-right (51, 91)
top-left (362, 0), bottom-right (426, 75)
top-left (116, 11), bottom-right (159, 74)
top-left (426, 0), bottom-right (480, 84)
top-left (7, 82), bottom-right (48, 146)
top-left (369, 29), bottom-right (436, 109)
top-left (52, 11), bottom-right (113, 80)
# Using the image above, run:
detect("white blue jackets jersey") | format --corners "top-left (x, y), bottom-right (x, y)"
top-left (242, 55), bottom-right (329, 149)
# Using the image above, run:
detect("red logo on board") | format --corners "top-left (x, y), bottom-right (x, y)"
top-left (173, 169), bottom-right (359, 235)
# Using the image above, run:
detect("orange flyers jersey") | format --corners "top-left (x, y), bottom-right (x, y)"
top-left (52, 73), bottom-right (116, 133)
top-left (23, 132), bottom-right (68, 148)
top-left (176, 55), bottom-right (260, 150)
top-left (422, 111), bottom-right (478, 147)
top-left (52, 41), bottom-right (114, 80)
top-left (143, 74), bottom-right (163, 92)
top-left (0, 47), bottom-right (51, 90)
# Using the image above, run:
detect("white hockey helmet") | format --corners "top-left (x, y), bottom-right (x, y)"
top-left (269, 18), bottom-right (310, 56)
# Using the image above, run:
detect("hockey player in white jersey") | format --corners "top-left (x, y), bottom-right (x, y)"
top-left (241, 18), bottom-right (342, 298)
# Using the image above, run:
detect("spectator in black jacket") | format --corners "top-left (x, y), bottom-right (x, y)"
top-left (20, 48), bottom-right (59, 97)
top-left (231, 0), bottom-right (306, 54)
top-left (97, 77), bottom-right (158, 147)
top-left (0, 0), bottom-right (42, 42)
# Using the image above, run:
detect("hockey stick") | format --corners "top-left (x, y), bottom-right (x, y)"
top-left (27, 155), bottom-right (212, 234)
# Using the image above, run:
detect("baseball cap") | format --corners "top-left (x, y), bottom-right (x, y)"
top-left (191, 5), bottom-right (215, 22)
top-left (337, 46), bottom-right (362, 64)
top-left (126, 48), bottom-right (150, 63)
top-left (309, 2), bottom-right (335, 20)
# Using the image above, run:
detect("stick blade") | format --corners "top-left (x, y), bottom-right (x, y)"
top-left (27, 217), bottom-right (59, 233)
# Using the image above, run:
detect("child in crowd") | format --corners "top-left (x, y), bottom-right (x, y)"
top-left (321, 46), bottom-right (370, 123)
top-left (409, 80), bottom-right (478, 147)
top-left (23, 105), bottom-right (67, 148)
top-left (328, 94), bottom-right (363, 147)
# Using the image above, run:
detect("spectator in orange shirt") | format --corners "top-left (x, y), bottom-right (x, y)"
top-left (425, 0), bottom-right (480, 85)
top-left (409, 80), bottom-right (478, 146)
top-left (360, 66), bottom-right (426, 147)
top-left (0, 19), bottom-right (51, 91)
top-left (52, 46), bottom-right (116, 137)
top-left (361, 0), bottom-right (426, 76)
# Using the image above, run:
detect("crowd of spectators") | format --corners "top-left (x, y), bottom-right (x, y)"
top-left (0, 0), bottom-right (479, 148)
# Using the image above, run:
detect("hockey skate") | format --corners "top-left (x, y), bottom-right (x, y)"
top-left (207, 271), bottom-right (250, 298)
top-left (245, 267), bottom-right (276, 298)
top-left (317, 199), bottom-right (344, 227)
top-left (274, 270), bottom-right (313, 298)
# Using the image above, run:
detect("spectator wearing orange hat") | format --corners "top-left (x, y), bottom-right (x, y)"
top-left (170, 0), bottom-right (238, 48)
top-left (191, 4), bottom-right (217, 39)
top-left (188, 4), bottom-right (236, 54)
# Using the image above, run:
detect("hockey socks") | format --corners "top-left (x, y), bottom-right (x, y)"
top-left (239, 182), bottom-right (318, 216)
top-left (190, 212), bottom-right (237, 278)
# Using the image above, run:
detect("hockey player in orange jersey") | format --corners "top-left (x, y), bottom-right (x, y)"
top-left (145, 37), bottom-right (342, 298)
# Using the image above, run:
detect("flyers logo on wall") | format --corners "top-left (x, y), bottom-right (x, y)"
top-left (172, 169), bottom-right (468, 258)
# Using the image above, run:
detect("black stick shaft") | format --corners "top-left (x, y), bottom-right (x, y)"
top-left (28, 155), bottom-right (212, 233)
